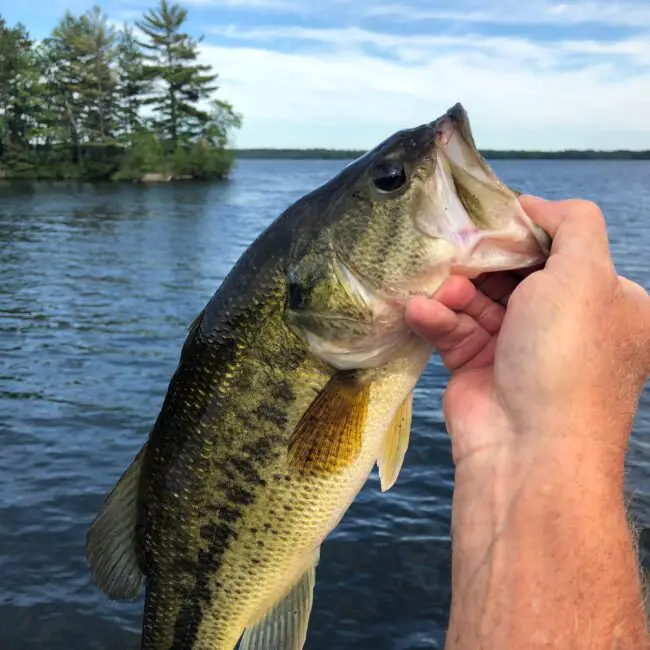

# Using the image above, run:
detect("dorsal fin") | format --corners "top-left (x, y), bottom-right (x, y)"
top-left (187, 309), bottom-right (205, 338)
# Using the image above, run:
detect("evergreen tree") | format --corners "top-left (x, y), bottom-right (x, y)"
top-left (43, 12), bottom-right (87, 163)
top-left (136, 0), bottom-right (219, 146)
top-left (42, 7), bottom-right (117, 164)
top-left (115, 25), bottom-right (151, 143)
top-left (79, 6), bottom-right (118, 146)
top-left (0, 18), bottom-right (43, 160)
top-left (0, 3), bottom-right (242, 180)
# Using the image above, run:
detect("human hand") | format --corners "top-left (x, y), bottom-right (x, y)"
top-left (415, 196), bottom-right (650, 650)
top-left (406, 196), bottom-right (650, 481)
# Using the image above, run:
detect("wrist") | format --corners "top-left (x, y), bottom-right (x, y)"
top-left (452, 413), bottom-right (628, 496)
top-left (447, 437), bottom-right (647, 650)
top-left (450, 435), bottom-right (627, 551)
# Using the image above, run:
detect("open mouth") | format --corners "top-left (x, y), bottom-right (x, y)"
top-left (434, 103), bottom-right (500, 190)
top-left (419, 103), bottom-right (551, 277)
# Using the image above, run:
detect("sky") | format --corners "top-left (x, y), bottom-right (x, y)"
top-left (3, 0), bottom-right (650, 150)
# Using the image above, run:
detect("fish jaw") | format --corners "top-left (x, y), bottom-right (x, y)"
top-left (440, 190), bottom-right (550, 279)
top-left (411, 103), bottom-right (550, 283)
top-left (301, 313), bottom-right (409, 371)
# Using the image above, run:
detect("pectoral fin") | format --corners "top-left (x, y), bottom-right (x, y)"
top-left (85, 444), bottom-right (146, 600)
top-left (377, 392), bottom-right (413, 492)
top-left (288, 373), bottom-right (370, 476)
top-left (239, 551), bottom-right (319, 650)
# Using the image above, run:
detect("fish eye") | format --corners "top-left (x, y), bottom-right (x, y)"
top-left (287, 282), bottom-right (304, 310)
top-left (371, 159), bottom-right (407, 194)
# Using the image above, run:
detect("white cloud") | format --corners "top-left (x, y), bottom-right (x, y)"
top-left (200, 28), bottom-right (650, 150)
top-left (125, 0), bottom-right (650, 25)
top-left (211, 24), bottom-right (650, 67)
top-left (72, 0), bottom-right (650, 150)
top-left (366, 1), bottom-right (650, 27)
top-left (211, 25), bottom-right (545, 56)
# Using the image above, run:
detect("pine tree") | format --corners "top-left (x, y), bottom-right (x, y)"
top-left (0, 3), bottom-right (241, 180)
top-left (115, 25), bottom-right (152, 143)
top-left (42, 7), bottom-right (118, 166)
top-left (0, 17), bottom-right (43, 160)
top-left (136, 0), bottom-right (218, 146)
top-left (42, 12), bottom-right (89, 163)
top-left (79, 6), bottom-right (118, 146)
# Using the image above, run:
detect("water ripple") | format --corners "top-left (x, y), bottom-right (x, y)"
top-left (1, 160), bottom-right (649, 649)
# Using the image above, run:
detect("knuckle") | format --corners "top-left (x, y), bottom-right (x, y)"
top-left (572, 199), bottom-right (606, 229)
top-left (476, 301), bottom-right (499, 326)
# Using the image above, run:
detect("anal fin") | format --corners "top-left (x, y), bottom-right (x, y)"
top-left (85, 444), bottom-right (147, 600)
top-left (239, 550), bottom-right (319, 650)
top-left (377, 391), bottom-right (413, 492)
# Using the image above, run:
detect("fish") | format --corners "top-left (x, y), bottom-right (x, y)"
top-left (86, 103), bottom-right (551, 650)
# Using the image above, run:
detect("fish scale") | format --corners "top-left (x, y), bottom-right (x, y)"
top-left (86, 103), bottom-right (550, 650)
top-left (141, 273), bottom-right (324, 648)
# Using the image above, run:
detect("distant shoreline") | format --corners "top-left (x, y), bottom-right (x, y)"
top-left (233, 148), bottom-right (650, 161)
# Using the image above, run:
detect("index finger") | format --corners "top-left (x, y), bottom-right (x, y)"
top-left (519, 195), bottom-right (613, 264)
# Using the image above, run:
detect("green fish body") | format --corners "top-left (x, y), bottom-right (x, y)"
top-left (86, 104), bottom-right (550, 649)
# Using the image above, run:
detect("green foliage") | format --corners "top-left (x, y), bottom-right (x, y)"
top-left (136, 0), bottom-right (219, 145)
top-left (115, 25), bottom-right (152, 143)
top-left (40, 8), bottom-right (118, 161)
top-left (170, 140), bottom-right (236, 179)
top-left (0, 2), bottom-right (241, 181)
top-left (112, 131), bottom-right (167, 180)
top-left (205, 99), bottom-right (243, 148)
top-left (112, 132), bottom-right (234, 181)
top-left (0, 18), bottom-right (44, 159)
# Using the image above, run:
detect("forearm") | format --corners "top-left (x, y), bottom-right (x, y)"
top-left (445, 440), bottom-right (649, 650)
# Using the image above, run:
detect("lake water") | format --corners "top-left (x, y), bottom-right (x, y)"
top-left (1, 159), bottom-right (649, 649)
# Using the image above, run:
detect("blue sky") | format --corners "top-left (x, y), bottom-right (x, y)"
top-left (3, 0), bottom-right (650, 149)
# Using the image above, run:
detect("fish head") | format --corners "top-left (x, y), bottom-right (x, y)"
top-left (284, 103), bottom-right (550, 369)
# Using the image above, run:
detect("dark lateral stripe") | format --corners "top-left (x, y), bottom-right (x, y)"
top-left (171, 517), bottom-right (239, 648)
top-left (170, 458), bottom-right (263, 648)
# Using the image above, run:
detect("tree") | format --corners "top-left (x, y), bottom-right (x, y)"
top-left (41, 6), bottom-right (118, 165)
top-left (0, 17), bottom-right (43, 160)
top-left (0, 3), bottom-right (242, 180)
top-left (203, 99), bottom-right (242, 148)
top-left (136, 0), bottom-right (219, 146)
top-left (42, 11), bottom-right (89, 163)
top-left (115, 25), bottom-right (152, 143)
top-left (79, 6), bottom-right (118, 146)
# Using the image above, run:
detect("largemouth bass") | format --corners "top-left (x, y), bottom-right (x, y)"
top-left (86, 103), bottom-right (550, 649)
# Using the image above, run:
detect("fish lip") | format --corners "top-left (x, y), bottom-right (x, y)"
top-left (401, 103), bottom-right (552, 292)
top-left (431, 102), bottom-right (502, 188)
top-left (431, 103), bottom-right (471, 144)
top-left (430, 103), bottom-right (552, 257)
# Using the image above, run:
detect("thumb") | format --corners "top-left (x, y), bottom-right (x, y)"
top-left (519, 195), bottom-right (613, 266)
